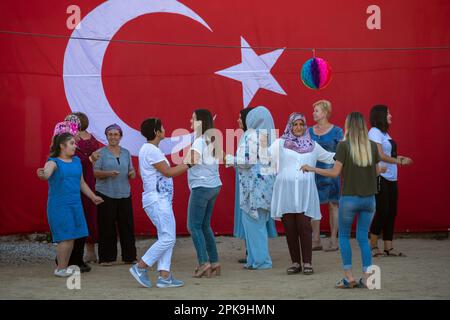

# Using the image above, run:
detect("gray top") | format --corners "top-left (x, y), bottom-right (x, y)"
top-left (94, 146), bottom-right (134, 199)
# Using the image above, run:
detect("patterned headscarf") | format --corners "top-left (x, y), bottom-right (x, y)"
top-left (104, 123), bottom-right (123, 136)
top-left (281, 113), bottom-right (315, 154)
top-left (53, 121), bottom-right (78, 137)
top-left (64, 114), bottom-right (81, 130)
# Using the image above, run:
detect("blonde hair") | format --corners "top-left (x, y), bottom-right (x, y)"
top-left (344, 112), bottom-right (373, 167)
top-left (313, 100), bottom-right (332, 119)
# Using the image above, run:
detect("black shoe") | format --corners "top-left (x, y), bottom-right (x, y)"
top-left (79, 263), bottom-right (91, 273)
top-left (238, 258), bottom-right (247, 264)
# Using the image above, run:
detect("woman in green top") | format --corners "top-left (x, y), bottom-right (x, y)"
top-left (301, 112), bottom-right (384, 289)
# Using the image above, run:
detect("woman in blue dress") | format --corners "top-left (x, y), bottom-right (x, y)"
top-left (308, 100), bottom-right (343, 252)
top-left (37, 124), bottom-right (104, 277)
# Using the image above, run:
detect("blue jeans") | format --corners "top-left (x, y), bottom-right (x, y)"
top-left (338, 195), bottom-right (375, 273)
top-left (187, 186), bottom-right (221, 265)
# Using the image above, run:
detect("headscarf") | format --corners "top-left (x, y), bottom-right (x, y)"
top-left (245, 106), bottom-right (276, 144)
top-left (104, 123), bottom-right (123, 136)
top-left (64, 114), bottom-right (81, 130)
top-left (53, 121), bottom-right (78, 137)
top-left (281, 112), bottom-right (315, 154)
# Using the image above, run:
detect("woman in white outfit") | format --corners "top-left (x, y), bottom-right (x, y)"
top-left (269, 113), bottom-right (335, 275)
top-left (129, 118), bottom-right (191, 288)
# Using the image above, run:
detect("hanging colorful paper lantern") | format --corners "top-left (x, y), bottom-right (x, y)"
top-left (301, 57), bottom-right (332, 90)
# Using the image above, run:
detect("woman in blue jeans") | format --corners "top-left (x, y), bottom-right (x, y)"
top-left (302, 112), bottom-right (384, 288)
top-left (186, 109), bottom-right (222, 278)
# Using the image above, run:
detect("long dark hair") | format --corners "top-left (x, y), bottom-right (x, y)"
top-left (49, 133), bottom-right (74, 157)
top-left (240, 107), bottom-right (255, 131)
top-left (194, 109), bottom-right (214, 136)
top-left (370, 105), bottom-right (389, 133)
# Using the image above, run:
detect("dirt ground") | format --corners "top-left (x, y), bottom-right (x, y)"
top-left (1, 236), bottom-right (449, 300)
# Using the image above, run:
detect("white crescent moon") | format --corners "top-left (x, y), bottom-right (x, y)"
top-left (63, 0), bottom-right (212, 155)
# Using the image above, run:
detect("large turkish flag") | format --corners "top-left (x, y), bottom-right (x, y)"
top-left (1, 0), bottom-right (449, 235)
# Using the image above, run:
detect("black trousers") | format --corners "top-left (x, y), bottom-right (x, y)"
top-left (54, 237), bottom-right (86, 267)
top-left (96, 192), bottom-right (137, 263)
top-left (370, 176), bottom-right (398, 241)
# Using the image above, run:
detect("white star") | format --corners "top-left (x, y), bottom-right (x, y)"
top-left (215, 37), bottom-right (287, 108)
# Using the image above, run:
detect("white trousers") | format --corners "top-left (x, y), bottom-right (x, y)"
top-left (141, 197), bottom-right (176, 272)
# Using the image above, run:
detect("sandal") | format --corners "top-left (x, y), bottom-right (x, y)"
top-left (356, 278), bottom-right (368, 289)
top-left (286, 263), bottom-right (302, 275)
top-left (372, 246), bottom-right (382, 257)
top-left (384, 248), bottom-right (406, 257)
top-left (335, 278), bottom-right (357, 289)
top-left (324, 244), bottom-right (339, 252)
top-left (303, 265), bottom-right (314, 275)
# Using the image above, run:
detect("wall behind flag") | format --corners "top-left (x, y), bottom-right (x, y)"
top-left (0, 0), bottom-right (449, 235)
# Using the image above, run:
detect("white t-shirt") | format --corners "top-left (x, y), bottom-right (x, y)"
top-left (138, 143), bottom-right (174, 208)
top-left (368, 127), bottom-right (397, 181)
top-left (187, 136), bottom-right (222, 190)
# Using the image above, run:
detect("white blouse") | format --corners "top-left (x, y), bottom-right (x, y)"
top-left (269, 138), bottom-right (335, 220)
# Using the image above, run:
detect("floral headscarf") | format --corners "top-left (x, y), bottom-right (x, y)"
top-left (53, 121), bottom-right (79, 137)
top-left (281, 113), bottom-right (314, 154)
top-left (64, 114), bottom-right (81, 130)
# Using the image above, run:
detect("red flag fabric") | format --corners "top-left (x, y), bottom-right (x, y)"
top-left (1, 0), bottom-right (449, 235)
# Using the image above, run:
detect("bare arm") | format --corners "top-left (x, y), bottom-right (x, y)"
top-left (153, 160), bottom-right (189, 178)
top-left (36, 161), bottom-right (57, 181)
top-left (301, 161), bottom-right (343, 178)
top-left (80, 175), bottom-right (104, 205)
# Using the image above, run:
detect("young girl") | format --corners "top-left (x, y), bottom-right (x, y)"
top-left (37, 122), bottom-right (103, 277)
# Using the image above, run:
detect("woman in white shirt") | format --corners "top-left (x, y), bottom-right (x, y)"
top-left (368, 105), bottom-right (413, 257)
top-left (269, 113), bottom-right (335, 275)
top-left (186, 109), bottom-right (222, 278)
top-left (129, 118), bottom-right (191, 289)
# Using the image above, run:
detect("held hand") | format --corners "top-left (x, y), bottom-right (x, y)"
top-left (128, 169), bottom-right (136, 179)
top-left (300, 165), bottom-right (315, 173)
top-left (36, 168), bottom-right (46, 180)
top-left (110, 170), bottom-right (120, 177)
top-left (92, 195), bottom-right (104, 205)
top-left (400, 156), bottom-right (413, 165)
top-left (380, 166), bottom-right (388, 173)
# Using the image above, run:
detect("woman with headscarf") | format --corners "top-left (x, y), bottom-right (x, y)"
top-left (94, 124), bottom-right (137, 266)
top-left (233, 107), bottom-right (278, 264)
top-left (269, 113), bottom-right (335, 275)
top-left (225, 106), bottom-right (276, 270)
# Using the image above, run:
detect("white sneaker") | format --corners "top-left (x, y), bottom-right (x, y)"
top-left (54, 268), bottom-right (74, 277)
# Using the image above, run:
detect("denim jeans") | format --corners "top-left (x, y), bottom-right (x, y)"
top-left (338, 195), bottom-right (375, 272)
top-left (187, 186), bottom-right (221, 265)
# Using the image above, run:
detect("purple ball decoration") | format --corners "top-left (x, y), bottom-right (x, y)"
top-left (301, 57), bottom-right (332, 90)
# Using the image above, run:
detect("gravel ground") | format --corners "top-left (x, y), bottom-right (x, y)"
top-left (1, 235), bottom-right (449, 300)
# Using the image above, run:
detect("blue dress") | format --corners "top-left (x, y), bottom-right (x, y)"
top-left (308, 126), bottom-right (343, 204)
top-left (47, 156), bottom-right (89, 243)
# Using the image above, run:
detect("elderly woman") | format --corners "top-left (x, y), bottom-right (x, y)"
top-left (269, 113), bottom-right (335, 275)
top-left (94, 124), bottom-right (137, 266)
top-left (308, 100), bottom-right (343, 252)
top-left (225, 106), bottom-right (276, 270)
